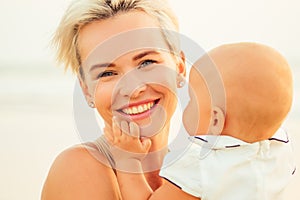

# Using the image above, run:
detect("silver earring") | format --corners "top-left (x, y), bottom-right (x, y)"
top-left (89, 102), bottom-right (95, 108)
top-left (178, 80), bottom-right (185, 88)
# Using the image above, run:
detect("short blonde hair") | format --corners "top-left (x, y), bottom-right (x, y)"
top-left (52, 0), bottom-right (179, 75)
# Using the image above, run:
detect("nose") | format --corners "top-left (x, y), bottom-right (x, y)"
top-left (122, 83), bottom-right (147, 99)
top-left (116, 69), bottom-right (147, 99)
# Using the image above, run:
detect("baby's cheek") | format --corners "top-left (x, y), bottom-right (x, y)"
top-left (183, 101), bottom-right (200, 136)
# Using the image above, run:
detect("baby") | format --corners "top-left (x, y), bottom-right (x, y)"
top-left (106, 42), bottom-right (296, 200)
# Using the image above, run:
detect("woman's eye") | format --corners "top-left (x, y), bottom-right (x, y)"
top-left (97, 71), bottom-right (117, 79)
top-left (139, 60), bottom-right (157, 69)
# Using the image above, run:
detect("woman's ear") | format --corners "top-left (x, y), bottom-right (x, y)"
top-left (177, 51), bottom-right (186, 77)
top-left (176, 51), bottom-right (187, 88)
top-left (78, 76), bottom-right (94, 108)
top-left (209, 106), bottom-right (225, 135)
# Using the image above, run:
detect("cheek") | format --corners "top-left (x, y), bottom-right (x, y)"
top-left (183, 87), bottom-right (212, 135)
top-left (149, 63), bottom-right (179, 122)
top-left (183, 100), bottom-right (200, 135)
top-left (142, 65), bottom-right (178, 93)
top-left (94, 83), bottom-right (114, 117)
top-left (197, 93), bottom-right (212, 134)
top-left (152, 83), bottom-right (178, 113)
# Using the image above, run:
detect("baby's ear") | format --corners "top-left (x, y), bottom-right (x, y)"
top-left (210, 106), bottom-right (225, 135)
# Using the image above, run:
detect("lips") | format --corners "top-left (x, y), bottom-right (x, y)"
top-left (118, 99), bottom-right (160, 116)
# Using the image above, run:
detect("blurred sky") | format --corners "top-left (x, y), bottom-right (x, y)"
top-left (0, 0), bottom-right (299, 65)
top-left (172, 0), bottom-right (300, 59)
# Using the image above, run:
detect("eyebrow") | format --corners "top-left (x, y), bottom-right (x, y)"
top-left (133, 50), bottom-right (160, 61)
top-left (89, 63), bottom-right (116, 72)
top-left (89, 50), bottom-right (160, 72)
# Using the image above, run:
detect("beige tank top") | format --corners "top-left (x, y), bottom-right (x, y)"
top-left (83, 136), bottom-right (116, 173)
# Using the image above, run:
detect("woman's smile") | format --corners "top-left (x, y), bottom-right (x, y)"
top-left (116, 98), bottom-right (161, 120)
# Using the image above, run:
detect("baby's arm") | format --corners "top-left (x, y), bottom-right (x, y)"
top-left (105, 119), bottom-right (199, 200)
top-left (105, 118), bottom-right (153, 200)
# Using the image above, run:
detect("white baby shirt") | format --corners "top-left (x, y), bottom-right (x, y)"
top-left (160, 129), bottom-right (296, 200)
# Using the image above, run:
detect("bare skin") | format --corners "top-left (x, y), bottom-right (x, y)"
top-left (41, 146), bottom-right (122, 200)
top-left (109, 42), bottom-right (293, 199)
top-left (42, 11), bottom-right (185, 200)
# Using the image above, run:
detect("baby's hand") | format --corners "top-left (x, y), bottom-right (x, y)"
top-left (104, 117), bottom-right (151, 162)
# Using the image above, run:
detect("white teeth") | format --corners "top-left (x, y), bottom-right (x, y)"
top-left (132, 107), bottom-right (138, 114)
top-left (138, 105), bottom-right (143, 113)
top-left (148, 102), bottom-right (154, 109)
top-left (121, 101), bottom-right (156, 115)
top-left (125, 108), bottom-right (132, 115)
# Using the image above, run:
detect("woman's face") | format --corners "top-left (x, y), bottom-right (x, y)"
top-left (78, 11), bottom-right (184, 136)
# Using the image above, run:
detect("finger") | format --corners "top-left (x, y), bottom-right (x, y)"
top-left (120, 120), bottom-right (129, 135)
top-left (112, 117), bottom-right (121, 138)
top-left (140, 137), bottom-right (152, 152)
top-left (129, 122), bottom-right (140, 138)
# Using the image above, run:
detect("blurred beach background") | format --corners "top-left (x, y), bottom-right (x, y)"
top-left (0, 0), bottom-right (299, 199)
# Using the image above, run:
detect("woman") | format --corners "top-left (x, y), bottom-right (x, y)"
top-left (41, 0), bottom-right (186, 199)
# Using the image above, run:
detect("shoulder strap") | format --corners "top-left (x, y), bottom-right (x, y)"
top-left (84, 136), bottom-right (116, 174)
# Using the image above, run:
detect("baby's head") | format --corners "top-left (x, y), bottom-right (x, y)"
top-left (183, 42), bottom-right (293, 143)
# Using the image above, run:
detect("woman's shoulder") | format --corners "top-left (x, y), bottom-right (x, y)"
top-left (47, 143), bottom-right (112, 172)
top-left (41, 144), bottom-right (121, 200)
